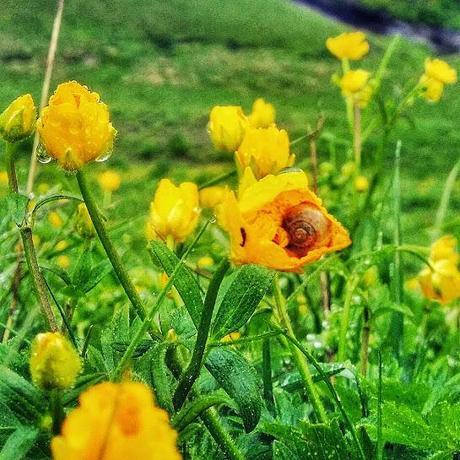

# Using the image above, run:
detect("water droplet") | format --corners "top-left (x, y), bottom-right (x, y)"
top-left (37, 144), bottom-right (52, 164)
top-left (95, 148), bottom-right (113, 163)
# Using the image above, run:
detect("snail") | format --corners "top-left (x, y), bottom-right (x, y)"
top-left (281, 203), bottom-right (329, 256)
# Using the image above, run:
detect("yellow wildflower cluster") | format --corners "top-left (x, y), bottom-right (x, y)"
top-left (327, 31), bottom-right (373, 109)
top-left (98, 169), bottom-right (121, 192)
top-left (419, 58), bottom-right (457, 103)
top-left (416, 236), bottom-right (460, 304)
top-left (29, 332), bottom-right (81, 391)
top-left (52, 381), bottom-right (181, 460)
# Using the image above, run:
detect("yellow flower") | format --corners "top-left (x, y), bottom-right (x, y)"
top-left (354, 175), bottom-right (369, 192)
top-left (199, 185), bottom-right (229, 209)
top-left (48, 211), bottom-right (63, 228)
top-left (235, 126), bottom-right (295, 179)
top-left (57, 255), bottom-right (71, 269)
top-left (75, 203), bottom-right (95, 239)
top-left (30, 332), bottom-right (81, 390)
top-left (208, 105), bottom-right (248, 152)
top-left (147, 179), bottom-right (200, 243)
top-left (417, 235), bottom-right (460, 304)
top-left (197, 256), bottom-right (214, 268)
top-left (326, 31), bottom-right (369, 61)
top-left (424, 58), bottom-right (457, 84)
top-left (221, 331), bottom-right (241, 343)
top-left (430, 235), bottom-right (459, 264)
top-left (248, 98), bottom-right (275, 128)
top-left (37, 81), bottom-right (117, 171)
top-left (419, 75), bottom-right (445, 103)
top-left (218, 168), bottom-right (351, 272)
top-left (55, 240), bottom-right (69, 251)
top-left (0, 94), bottom-right (36, 143)
top-left (339, 70), bottom-right (373, 107)
top-left (38, 182), bottom-right (50, 195)
top-left (51, 381), bottom-right (181, 460)
top-left (98, 170), bottom-right (121, 193)
top-left (0, 171), bottom-right (8, 186)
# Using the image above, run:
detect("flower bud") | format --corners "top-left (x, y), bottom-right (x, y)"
top-left (97, 170), bottom-right (121, 193)
top-left (37, 81), bottom-right (116, 171)
top-left (248, 98), bottom-right (275, 128)
top-left (30, 332), bottom-right (81, 390)
top-left (0, 94), bottom-right (36, 143)
top-left (208, 105), bottom-right (248, 152)
top-left (48, 211), bottom-right (63, 229)
top-left (235, 126), bottom-right (295, 179)
top-left (74, 203), bottom-right (95, 239)
top-left (326, 31), bottom-right (369, 61)
top-left (146, 179), bottom-right (200, 243)
top-left (199, 185), bottom-right (229, 209)
top-left (354, 175), bottom-right (369, 192)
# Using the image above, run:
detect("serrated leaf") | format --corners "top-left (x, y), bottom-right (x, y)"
top-left (0, 425), bottom-right (38, 460)
top-left (211, 265), bottom-right (273, 339)
top-left (81, 260), bottom-right (112, 293)
top-left (205, 347), bottom-right (262, 432)
top-left (0, 366), bottom-right (45, 425)
top-left (149, 240), bottom-right (203, 327)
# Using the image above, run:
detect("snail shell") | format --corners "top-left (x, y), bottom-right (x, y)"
top-left (282, 204), bottom-right (329, 254)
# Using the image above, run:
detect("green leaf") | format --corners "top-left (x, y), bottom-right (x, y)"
top-left (211, 265), bottom-right (273, 339)
top-left (205, 347), bottom-right (262, 432)
top-left (265, 420), bottom-right (353, 460)
top-left (149, 240), bottom-right (203, 327)
top-left (6, 193), bottom-right (29, 226)
top-left (0, 425), bottom-right (38, 460)
top-left (0, 366), bottom-right (45, 425)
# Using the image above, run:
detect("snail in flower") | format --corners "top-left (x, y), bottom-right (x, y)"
top-left (280, 204), bottom-right (330, 257)
top-left (218, 168), bottom-right (350, 272)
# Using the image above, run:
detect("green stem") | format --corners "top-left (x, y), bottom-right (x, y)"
top-left (376, 350), bottom-right (384, 460)
top-left (273, 276), bottom-right (327, 423)
top-left (389, 141), bottom-right (403, 359)
top-left (5, 143), bottom-right (19, 193)
top-left (432, 156), bottom-right (460, 240)
top-left (5, 143), bottom-right (58, 331)
top-left (353, 103), bottom-right (361, 170)
top-left (50, 389), bottom-right (64, 435)
top-left (359, 305), bottom-right (370, 377)
top-left (168, 348), bottom-right (244, 460)
top-left (341, 58), bottom-right (354, 133)
top-left (173, 258), bottom-right (230, 409)
top-left (113, 220), bottom-right (211, 380)
top-left (337, 274), bottom-right (359, 362)
top-left (198, 170), bottom-right (236, 190)
top-left (76, 170), bottom-right (159, 336)
top-left (262, 338), bottom-right (276, 416)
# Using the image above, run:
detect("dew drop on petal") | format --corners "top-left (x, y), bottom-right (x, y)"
top-left (37, 144), bottom-right (52, 164)
top-left (95, 148), bottom-right (113, 163)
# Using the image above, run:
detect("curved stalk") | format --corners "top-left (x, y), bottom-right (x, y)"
top-left (173, 258), bottom-right (230, 409)
top-left (5, 143), bottom-right (58, 331)
top-left (76, 170), bottom-right (159, 338)
top-left (273, 276), bottom-right (327, 423)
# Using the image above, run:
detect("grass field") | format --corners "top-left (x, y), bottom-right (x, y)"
top-left (1, 2), bottom-right (459, 458)
top-left (1, 0), bottom-right (459, 251)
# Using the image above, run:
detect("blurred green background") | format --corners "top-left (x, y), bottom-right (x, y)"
top-left (1, 0), bottom-right (459, 246)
